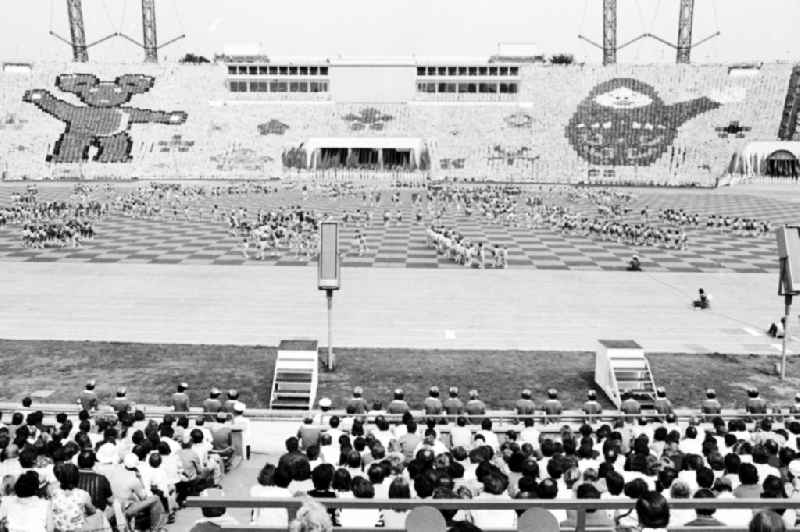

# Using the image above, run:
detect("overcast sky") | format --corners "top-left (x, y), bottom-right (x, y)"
top-left (1, 0), bottom-right (797, 64)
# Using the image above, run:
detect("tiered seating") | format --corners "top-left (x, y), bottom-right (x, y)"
top-left (0, 62), bottom-right (795, 184)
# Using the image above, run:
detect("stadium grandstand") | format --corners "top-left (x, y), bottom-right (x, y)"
top-left (1, 58), bottom-right (799, 185)
top-left (3, 0), bottom-right (800, 531)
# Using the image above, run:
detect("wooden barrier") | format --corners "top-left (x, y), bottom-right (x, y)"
top-left (185, 496), bottom-right (800, 532)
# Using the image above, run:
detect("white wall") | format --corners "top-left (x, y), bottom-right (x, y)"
top-left (329, 65), bottom-right (416, 102)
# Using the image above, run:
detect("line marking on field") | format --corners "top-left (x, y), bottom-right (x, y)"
top-left (742, 327), bottom-right (761, 337)
top-left (444, 330), bottom-right (456, 340)
top-left (772, 344), bottom-right (784, 352)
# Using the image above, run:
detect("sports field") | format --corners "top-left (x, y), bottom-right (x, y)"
top-left (0, 182), bottom-right (793, 272)
top-left (1, 339), bottom-right (798, 410)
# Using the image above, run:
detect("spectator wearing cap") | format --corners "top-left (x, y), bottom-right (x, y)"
top-left (108, 453), bottom-right (164, 528)
top-left (424, 386), bottom-right (444, 419)
top-left (443, 387), bottom-right (465, 419)
top-left (202, 388), bottom-right (223, 421)
top-left (223, 390), bottom-right (239, 414)
top-left (620, 391), bottom-right (642, 421)
top-left (231, 401), bottom-right (251, 460)
top-left (515, 389), bottom-right (535, 421)
top-left (747, 388), bottom-right (768, 416)
top-left (702, 389), bottom-right (722, 419)
top-left (345, 387), bottom-right (367, 415)
top-left (317, 397), bottom-right (333, 425)
top-left (653, 387), bottom-right (673, 416)
top-left (465, 390), bottom-right (486, 423)
top-left (79, 380), bottom-right (98, 413)
top-left (543, 389), bottom-right (562, 420)
top-left (171, 383), bottom-right (190, 413)
top-left (110, 387), bottom-right (133, 415)
top-left (386, 389), bottom-right (410, 415)
top-left (583, 390), bottom-right (602, 423)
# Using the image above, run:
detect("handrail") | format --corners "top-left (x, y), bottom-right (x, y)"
top-left (1, 401), bottom-right (790, 423)
top-left (184, 497), bottom-right (800, 510)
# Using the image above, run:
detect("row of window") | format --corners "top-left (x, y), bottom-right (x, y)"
top-left (416, 82), bottom-right (519, 94)
top-left (417, 65), bottom-right (520, 77)
top-left (227, 65), bottom-right (329, 76)
top-left (228, 80), bottom-right (330, 93)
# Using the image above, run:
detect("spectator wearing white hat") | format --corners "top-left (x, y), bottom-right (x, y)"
top-left (78, 380), bottom-right (98, 413)
top-left (465, 390), bottom-right (486, 423)
top-left (443, 387), bottom-right (464, 418)
top-left (387, 389), bottom-right (410, 415)
top-left (171, 382), bottom-right (190, 413)
top-left (345, 387), bottom-right (367, 415)
top-left (424, 386), bottom-right (444, 420)
top-left (544, 388), bottom-right (563, 420)
top-left (232, 401), bottom-right (251, 460)
top-left (202, 388), bottom-right (223, 421)
top-left (110, 387), bottom-right (133, 414)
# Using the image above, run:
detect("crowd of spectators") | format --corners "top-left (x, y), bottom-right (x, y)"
top-left (228, 383), bottom-right (800, 531)
top-left (0, 380), bottom-right (254, 531)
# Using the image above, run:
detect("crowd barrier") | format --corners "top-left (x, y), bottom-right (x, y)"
top-left (185, 497), bottom-right (800, 532)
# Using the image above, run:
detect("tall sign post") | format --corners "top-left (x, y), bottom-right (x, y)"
top-left (776, 226), bottom-right (800, 380)
top-left (318, 222), bottom-right (340, 371)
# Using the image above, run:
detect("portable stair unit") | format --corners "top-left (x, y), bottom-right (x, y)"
top-left (595, 339), bottom-right (657, 409)
top-left (270, 339), bottom-right (319, 410)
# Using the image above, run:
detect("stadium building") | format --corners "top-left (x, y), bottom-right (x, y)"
top-left (2, 47), bottom-right (799, 184)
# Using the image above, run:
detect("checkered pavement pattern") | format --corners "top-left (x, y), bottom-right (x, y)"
top-left (0, 184), bottom-right (788, 272)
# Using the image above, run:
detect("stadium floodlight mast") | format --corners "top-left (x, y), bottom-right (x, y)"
top-left (776, 225), bottom-right (800, 380)
top-left (318, 222), bottom-right (341, 371)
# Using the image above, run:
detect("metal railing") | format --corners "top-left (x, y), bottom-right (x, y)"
top-left (185, 497), bottom-right (800, 532)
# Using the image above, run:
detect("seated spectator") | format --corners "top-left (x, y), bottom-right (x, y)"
top-left (189, 488), bottom-right (240, 532)
top-left (634, 491), bottom-right (670, 532)
top-left (339, 476), bottom-right (381, 528)
top-left (693, 288), bottom-right (711, 309)
top-left (382, 477), bottom-right (411, 529)
top-left (472, 470), bottom-right (515, 530)
top-left (668, 481), bottom-right (695, 527)
top-left (289, 497), bottom-right (332, 532)
top-left (685, 488), bottom-right (725, 526)
top-left (734, 463), bottom-right (762, 498)
top-left (0, 471), bottom-right (53, 531)
top-left (51, 462), bottom-right (96, 532)
top-left (750, 510), bottom-right (786, 532)
top-left (250, 464), bottom-right (292, 528)
top-left (562, 483), bottom-right (613, 528)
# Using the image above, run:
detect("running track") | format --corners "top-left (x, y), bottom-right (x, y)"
top-left (0, 262), bottom-right (793, 355)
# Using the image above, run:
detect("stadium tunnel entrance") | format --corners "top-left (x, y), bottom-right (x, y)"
top-left (766, 149), bottom-right (800, 178)
top-left (306, 137), bottom-right (426, 171)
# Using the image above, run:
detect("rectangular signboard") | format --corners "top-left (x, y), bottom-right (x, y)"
top-left (318, 222), bottom-right (340, 290)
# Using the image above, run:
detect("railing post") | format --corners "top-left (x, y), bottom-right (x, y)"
top-left (575, 507), bottom-right (587, 532)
